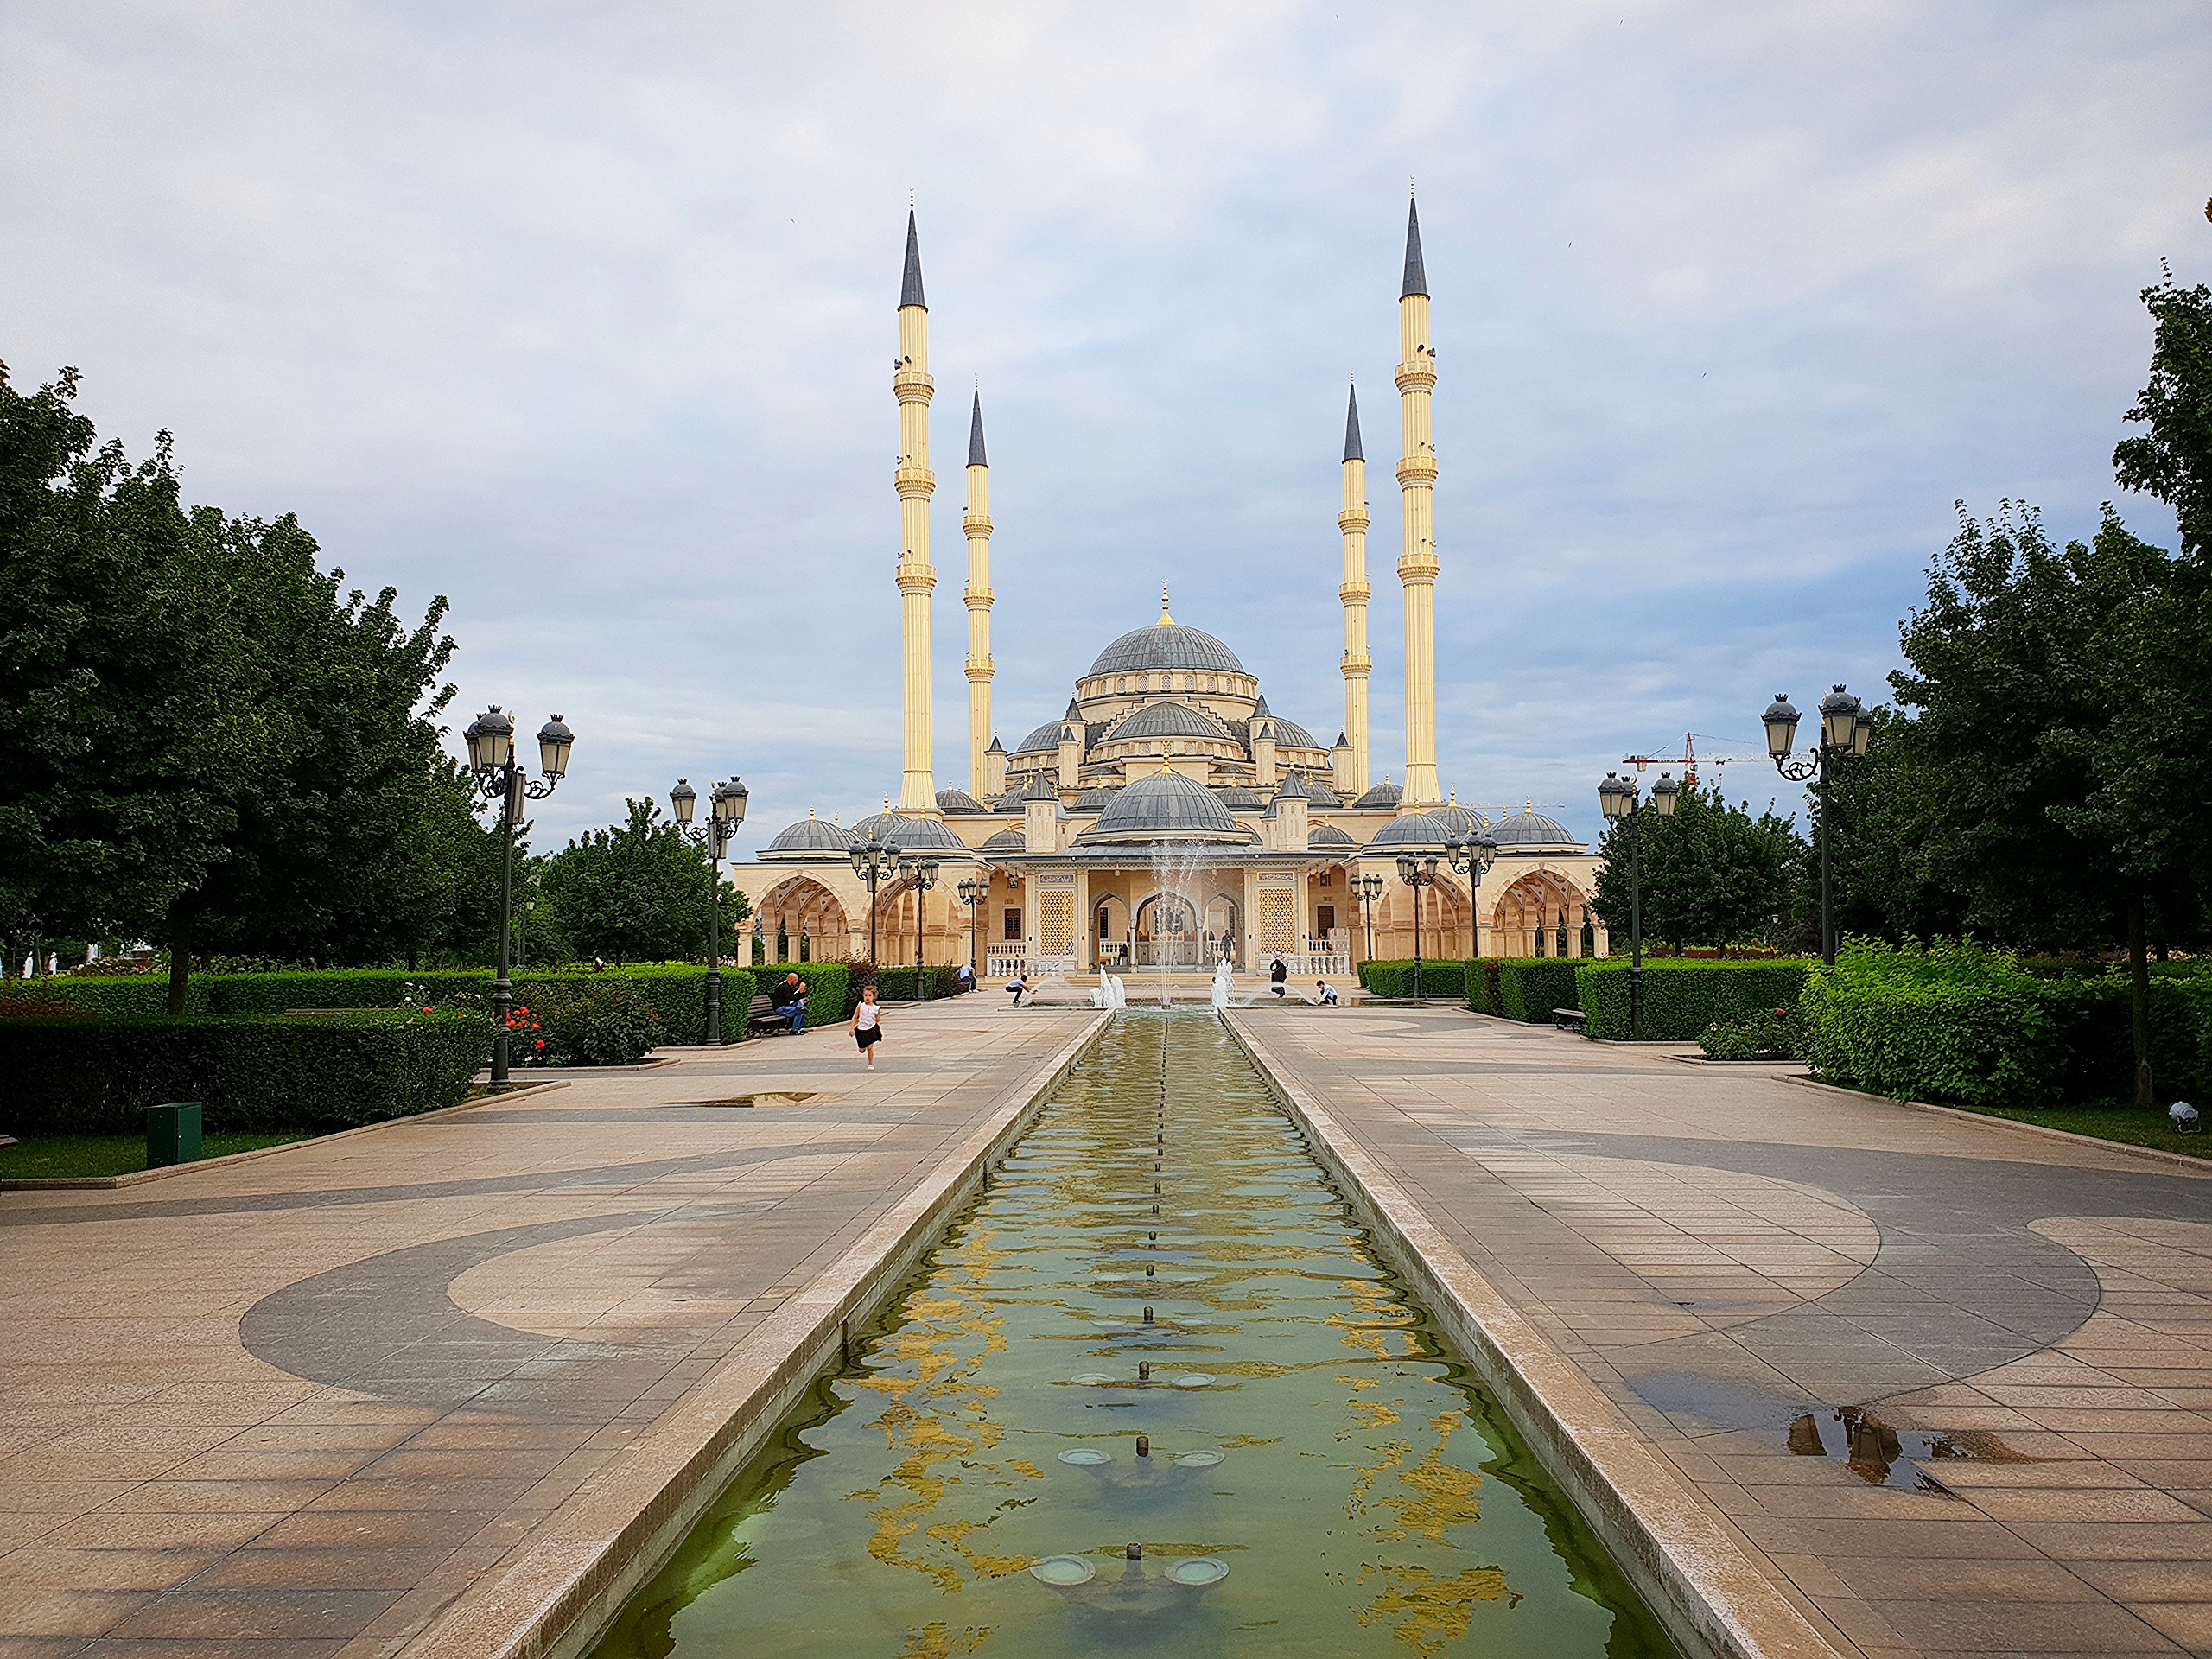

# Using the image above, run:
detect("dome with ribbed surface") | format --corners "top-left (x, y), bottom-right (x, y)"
top-left (762, 817), bottom-right (857, 860)
top-left (1088, 623), bottom-right (1244, 677)
top-left (1307, 823), bottom-right (1357, 849)
top-left (1013, 722), bottom-right (1064, 754)
top-left (1262, 716), bottom-right (1325, 751)
top-left (981, 827), bottom-right (1026, 852)
top-left (848, 811), bottom-right (970, 854)
top-left (1491, 808), bottom-right (1582, 851)
top-left (1427, 802), bottom-right (1488, 838)
top-left (1352, 779), bottom-right (1402, 810)
top-left (1106, 701), bottom-right (1227, 742)
top-left (935, 787), bottom-right (986, 815)
top-left (1367, 810), bottom-right (1453, 850)
top-left (1079, 770), bottom-right (1255, 843)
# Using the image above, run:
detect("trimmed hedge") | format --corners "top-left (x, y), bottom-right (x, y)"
top-left (855, 964), bottom-right (963, 1003)
top-left (1576, 960), bottom-right (1814, 1042)
top-left (1497, 960), bottom-right (1586, 1023)
top-left (753, 962), bottom-right (855, 1018)
top-left (1358, 959), bottom-right (1474, 998)
top-left (0, 1011), bottom-right (492, 1136)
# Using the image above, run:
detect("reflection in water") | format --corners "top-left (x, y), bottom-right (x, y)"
top-left (591, 1014), bottom-right (1675, 1659)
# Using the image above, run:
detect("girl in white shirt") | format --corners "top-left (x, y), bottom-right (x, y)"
top-left (850, 986), bottom-right (884, 1071)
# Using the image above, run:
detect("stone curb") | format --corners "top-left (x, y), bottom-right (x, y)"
top-left (393, 1011), bottom-right (1112, 1659)
top-left (1780, 1072), bottom-right (2212, 1176)
top-left (0, 1079), bottom-right (572, 1191)
top-left (1224, 1011), bottom-right (1847, 1659)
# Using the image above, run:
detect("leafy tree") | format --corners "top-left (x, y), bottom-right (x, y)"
top-left (1802, 709), bottom-right (1972, 946)
top-left (538, 799), bottom-right (747, 966)
top-left (2113, 269), bottom-right (2212, 563)
top-left (1592, 782), bottom-right (1803, 954)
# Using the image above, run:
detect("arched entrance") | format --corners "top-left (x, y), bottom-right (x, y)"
top-left (1488, 870), bottom-right (1591, 958)
top-left (758, 877), bottom-right (852, 965)
top-left (1096, 893), bottom-right (1130, 966)
top-left (1134, 891), bottom-right (1199, 968)
top-left (1202, 893), bottom-right (1242, 966)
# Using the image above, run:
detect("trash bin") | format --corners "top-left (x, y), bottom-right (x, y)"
top-left (147, 1102), bottom-right (202, 1168)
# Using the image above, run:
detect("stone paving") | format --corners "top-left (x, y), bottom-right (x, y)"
top-left (0, 1000), bottom-right (1098, 1658)
top-left (1228, 1005), bottom-right (2212, 1659)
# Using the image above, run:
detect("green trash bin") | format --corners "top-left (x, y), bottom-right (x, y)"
top-left (147, 1102), bottom-right (202, 1168)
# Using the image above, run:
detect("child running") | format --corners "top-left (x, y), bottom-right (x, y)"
top-left (850, 985), bottom-right (884, 1071)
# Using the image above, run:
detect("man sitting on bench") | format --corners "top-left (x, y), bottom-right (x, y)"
top-left (770, 972), bottom-right (809, 1033)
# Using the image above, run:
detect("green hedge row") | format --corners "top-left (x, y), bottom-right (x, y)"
top-left (752, 962), bottom-right (855, 1019)
top-left (1802, 968), bottom-right (2212, 1107)
top-left (1357, 959), bottom-right (1475, 998)
top-left (1497, 960), bottom-right (1586, 1022)
top-left (0, 1012), bottom-right (492, 1137)
top-left (1576, 960), bottom-right (1815, 1041)
top-left (854, 964), bottom-right (965, 1003)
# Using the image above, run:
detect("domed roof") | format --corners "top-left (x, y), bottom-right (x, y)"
top-left (1108, 700), bottom-right (1227, 743)
top-left (849, 811), bottom-right (970, 855)
top-left (981, 827), bottom-right (1026, 852)
top-left (1215, 785), bottom-right (1266, 810)
top-left (1491, 807), bottom-right (1583, 851)
top-left (1367, 810), bottom-right (1454, 850)
top-left (1073, 786), bottom-right (1117, 811)
top-left (1304, 778), bottom-right (1344, 808)
top-left (1013, 721), bottom-right (1064, 754)
top-left (1352, 779), bottom-right (1402, 810)
top-left (1089, 622), bottom-right (1244, 677)
top-left (1428, 801), bottom-right (1488, 837)
top-left (1307, 823), bottom-right (1357, 849)
top-left (935, 786), bottom-right (986, 815)
top-left (762, 815), bottom-right (857, 859)
top-left (1079, 769), bottom-right (1255, 843)
top-left (1262, 716), bottom-right (1324, 751)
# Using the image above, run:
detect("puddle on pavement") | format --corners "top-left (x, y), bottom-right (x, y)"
top-left (589, 1012), bottom-right (1678, 1659)
top-left (1787, 1407), bottom-right (2034, 1488)
top-left (673, 1092), bottom-right (823, 1109)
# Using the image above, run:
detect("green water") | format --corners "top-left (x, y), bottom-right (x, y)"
top-left (591, 1013), bottom-right (1676, 1659)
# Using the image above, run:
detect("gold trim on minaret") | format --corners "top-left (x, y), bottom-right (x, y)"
top-left (1395, 192), bottom-right (1441, 807)
top-left (963, 386), bottom-right (995, 798)
top-left (1338, 378), bottom-right (1372, 795)
top-left (894, 208), bottom-right (938, 813)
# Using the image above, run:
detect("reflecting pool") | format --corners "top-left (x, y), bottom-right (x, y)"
top-left (590, 1012), bottom-right (1676, 1659)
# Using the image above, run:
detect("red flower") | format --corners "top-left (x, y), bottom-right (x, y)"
top-left (535, 1039), bottom-right (546, 1050)
top-left (422, 1006), bottom-right (433, 1014)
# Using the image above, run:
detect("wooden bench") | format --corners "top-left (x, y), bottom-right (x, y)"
top-left (1552, 1007), bottom-right (1587, 1034)
top-left (748, 994), bottom-right (794, 1035)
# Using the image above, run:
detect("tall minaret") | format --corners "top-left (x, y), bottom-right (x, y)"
top-left (894, 209), bottom-right (938, 813)
top-left (1395, 193), bottom-right (1442, 806)
top-left (963, 389), bottom-right (995, 798)
top-left (1338, 381), bottom-right (1372, 795)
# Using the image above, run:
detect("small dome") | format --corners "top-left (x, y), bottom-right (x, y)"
top-left (1352, 779), bottom-right (1402, 810)
top-left (849, 811), bottom-right (970, 855)
top-left (1215, 785), bottom-right (1266, 810)
top-left (1428, 802), bottom-right (1488, 838)
top-left (1080, 769), bottom-right (1255, 843)
top-left (1491, 808), bottom-right (1583, 851)
top-left (763, 816), bottom-right (857, 859)
top-left (1307, 823), bottom-right (1357, 849)
top-left (1263, 716), bottom-right (1324, 751)
top-left (981, 827), bottom-right (1026, 852)
top-left (1089, 621), bottom-right (1245, 677)
top-left (1305, 779), bottom-right (1344, 808)
top-left (1073, 786), bottom-right (1117, 811)
top-left (1106, 701), bottom-right (1227, 743)
top-left (1367, 810), bottom-right (1454, 850)
top-left (936, 786), bottom-right (986, 815)
top-left (1013, 721), bottom-right (1064, 754)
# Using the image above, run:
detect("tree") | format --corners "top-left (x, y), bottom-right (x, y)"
top-left (2113, 269), bottom-right (2212, 563)
top-left (538, 799), bottom-right (728, 965)
top-left (1592, 782), bottom-right (1803, 954)
top-left (1804, 709), bottom-right (1972, 945)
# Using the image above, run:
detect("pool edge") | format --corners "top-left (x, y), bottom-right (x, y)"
top-left (1222, 1010), bottom-right (1848, 1659)
top-left (394, 1010), bottom-right (1114, 1659)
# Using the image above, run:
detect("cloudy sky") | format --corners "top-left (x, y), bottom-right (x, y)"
top-left (5, 2), bottom-right (2206, 855)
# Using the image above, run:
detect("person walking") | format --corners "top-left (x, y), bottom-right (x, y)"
top-left (1269, 956), bottom-right (1288, 999)
top-left (850, 985), bottom-right (884, 1071)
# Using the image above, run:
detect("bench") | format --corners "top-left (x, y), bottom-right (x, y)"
top-left (747, 995), bottom-right (795, 1035)
top-left (1552, 1006), bottom-right (1587, 1034)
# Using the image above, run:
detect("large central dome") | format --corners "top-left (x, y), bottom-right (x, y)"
top-left (1088, 622), bottom-right (1244, 677)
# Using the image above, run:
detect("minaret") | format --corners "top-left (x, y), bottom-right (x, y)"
top-left (1338, 381), bottom-right (1372, 795)
top-left (1395, 194), bottom-right (1442, 806)
top-left (963, 389), bottom-right (995, 799)
top-left (894, 209), bottom-right (938, 813)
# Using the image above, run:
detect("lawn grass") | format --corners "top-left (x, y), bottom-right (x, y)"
top-left (1955, 1102), bottom-right (2210, 1161)
top-left (0, 1129), bottom-right (314, 1180)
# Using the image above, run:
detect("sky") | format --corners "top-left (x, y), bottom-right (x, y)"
top-left (4, 1), bottom-right (2207, 857)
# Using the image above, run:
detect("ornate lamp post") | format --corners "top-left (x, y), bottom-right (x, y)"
top-left (670, 774), bottom-right (748, 1046)
top-left (898, 855), bottom-right (941, 998)
top-left (1444, 830), bottom-right (1500, 959)
top-left (849, 835), bottom-right (901, 968)
top-left (464, 706), bottom-right (574, 1084)
top-left (1764, 686), bottom-right (1871, 969)
top-left (1351, 871), bottom-right (1385, 963)
top-left (957, 875), bottom-right (985, 977)
top-left (1395, 850), bottom-right (1444, 999)
top-left (1598, 769), bottom-right (1679, 1039)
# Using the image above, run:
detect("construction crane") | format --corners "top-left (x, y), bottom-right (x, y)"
top-left (1619, 734), bottom-right (1764, 789)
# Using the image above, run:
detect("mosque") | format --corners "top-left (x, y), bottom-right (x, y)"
top-left (729, 200), bottom-right (1610, 982)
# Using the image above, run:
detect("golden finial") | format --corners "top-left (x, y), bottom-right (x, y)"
top-left (1157, 582), bottom-right (1173, 626)
top-left (1525, 797), bottom-right (1534, 813)
top-left (1157, 747), bottom-right (1175, 773)
top-left (1449, 787), bottom-right (1457, 804)
top-left (807, 804), bottom-right (816, 819)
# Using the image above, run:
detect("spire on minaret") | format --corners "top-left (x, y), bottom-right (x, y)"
top-left (1401, 197), bottom-right (1428, 300)
top-left (1343, 382), bottom-right (1363, 463)
top-left (1395, 190), bottom-right (1441, 805)
top-left (967, 389), bottom-right (988, 467)
top-left (962, 384), bottom-right (995, 798)
top-left (901, 209), bottom-right (927, 309)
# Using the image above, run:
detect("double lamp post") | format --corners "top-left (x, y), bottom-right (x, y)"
top-left (1388, 831), bottom-right (1499, 999)
top-left (1597, 769), bottom-right (1679, 1042)
top-left (1763, 684), bottom-right (1871, 969)
top-left (670, 775), bottom-right (749, 1045)
top-left (464, 706), bottom-right (575, 1084)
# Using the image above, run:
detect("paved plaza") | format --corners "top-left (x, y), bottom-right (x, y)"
top-left (1230, 1006), bottom-right (2212, 1659)
top-left (0, 1002), bottom-right (1101, 1657)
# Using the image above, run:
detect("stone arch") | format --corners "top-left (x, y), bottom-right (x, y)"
top-left (1372, 873), bottom-right (1473, 961)
top-left (1488, 869), bottom-right (1591, 958)
top-left (758, 877), bottom-right (851, 964)
top-left (1134, 889), bottom-right (1199, 967)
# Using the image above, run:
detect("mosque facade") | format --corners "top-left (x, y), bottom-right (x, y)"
top-left (729, 201), bottom-right (1611, 982)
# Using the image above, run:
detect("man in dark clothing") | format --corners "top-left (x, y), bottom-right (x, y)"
top-left (770, 971), bottom-right (808, 1034)
top-left (1269, 957), bottom-right (1288, 998)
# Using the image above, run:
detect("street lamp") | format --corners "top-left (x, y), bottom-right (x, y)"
top-left (849, 835), bottom-right (901, 968)
top-left (957, 875), bottom-right (985, 979)
top-left (1598, 769), bottom-right (1678, 1040)
top-left (464, 707), bottom-right (574, 1084)
top-left (1351, 872), bottom-right (1386, 963)
top-left (1395, 849), bottom-right (1444, 1000)
top-left (671, 774), bottom-right (748, 1045)
top-left (898, 855), bottom-right (941, 998)
top-left (1444, 830), bottom-right (1500, 958)
top-left (1764, 685), bottom-right (1869, 968)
